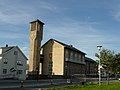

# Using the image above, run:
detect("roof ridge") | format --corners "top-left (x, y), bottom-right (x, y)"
top-left (52, 39), bottom-right (86, 54)
top-left (2, 47), bottom-right (14, 54)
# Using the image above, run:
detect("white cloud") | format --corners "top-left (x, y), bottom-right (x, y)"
top-left (0, 0), bottom-right (58, 25)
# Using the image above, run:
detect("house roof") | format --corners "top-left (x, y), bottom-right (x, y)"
top-left (42, 39), bottom-right (86, 54)
top-left (0, 46), bottom-right (28, 60)
top-left (85, 57), bottom-right (96, 63)
top-left (30, 19), bottom-right (45, 25)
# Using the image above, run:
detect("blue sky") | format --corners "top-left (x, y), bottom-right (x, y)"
top-left (0, 0), bottom-right (120, 60)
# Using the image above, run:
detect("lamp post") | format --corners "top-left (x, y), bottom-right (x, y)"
top-left (97, 45), bottom-right (102, 86)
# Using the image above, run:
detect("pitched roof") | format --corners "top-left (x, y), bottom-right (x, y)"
top-left (30, 19), bottom-right (45, 25)
top-left (85, 57), bottom-right (96, 63)
top-left (0, 46), bottom-right (28, 60)
top-left (42, 38), bottom-right (86, 54)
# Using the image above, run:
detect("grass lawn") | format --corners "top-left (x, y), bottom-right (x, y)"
top-left (48, 82), bottom-right (120, 90)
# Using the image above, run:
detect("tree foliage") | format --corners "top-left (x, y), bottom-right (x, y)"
top-left (95, 48), bottom-right (120, 74)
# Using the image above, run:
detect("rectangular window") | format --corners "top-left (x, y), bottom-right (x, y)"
top-left (75, 53), bottom-right (77, 61)
top-left (0, 49), bottom-right (2, 54)
top-left (48, 61), bottom-right (53, 75)
top-left (70, 51), bottom-right (73, 60)
top-left (3, 58), bottom-right (8, 64)
top-left (17, 61), bottom-right (23, 66)
top-left (0, 57), bottom-right (2, 60)
top-left (82, 55), bottom-right (84, 61)
top-left (17, 70), bottom-right (22, 74)
top-left (31, 22), bottom-right (36, 31)
top-left (3, 69), bottom-right (7, 74)
top-left (79, 54), bottom-right (81, 61)
top-left (14, 51), bottom-right (18, 55)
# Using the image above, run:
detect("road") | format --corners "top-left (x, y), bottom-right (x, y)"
top-left (0, 79), bottom-right (72, 89)
top-left (0, 78), bottom-right (119, 90)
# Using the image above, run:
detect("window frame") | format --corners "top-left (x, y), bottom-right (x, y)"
top-left (3, 69), bottom-right (7, 74)
top-left (3, 58), bottom-right (8, 64)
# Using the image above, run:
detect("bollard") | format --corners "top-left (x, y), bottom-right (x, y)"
top-left (21, 80), bottom-right (23, 87)
top-left (81, 82), bottom-right (84, 85)
top-left (50, 79), bottom-right (53, 85)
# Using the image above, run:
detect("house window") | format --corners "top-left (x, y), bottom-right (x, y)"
top-left (0, 49), bottom-right (2, 54)
top-left (3, 58), bottom-right (8, 64)
top-left (0, 57), bottom-right (2, 60)
top-left (17, 61), bottom-right (23, 66)
top-left (79, 54), bottom-right (81, 61)
top-left (82, 55), bottom-right (84, 61)
top-left (17, 70), bottom-right (22, 74)
top-left (70, 51), bottom-right (73, 60)
top-left (48, 61), bottom-right (53, 75)
top-left (3, 69), bottom-right (7, 74)
top-left (75, 53), bottom-right (77, 61)
top-left (14, 51), bottom-right (18, 55)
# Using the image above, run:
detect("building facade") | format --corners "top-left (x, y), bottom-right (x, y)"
top-left (0, 45), bottom-right (28, 80)
top-left (85, 57), bottom-right (97, 77)
top-left (42, 39), bottom-right (86, 76)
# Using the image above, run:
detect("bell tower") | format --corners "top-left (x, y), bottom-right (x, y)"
top-left (29, 19), bottom-right (44, 75)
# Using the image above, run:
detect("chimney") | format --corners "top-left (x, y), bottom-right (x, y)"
top-left (69, 45), bottom-right (73, 47)
top-left (6, 44), bottom-right (8, 47)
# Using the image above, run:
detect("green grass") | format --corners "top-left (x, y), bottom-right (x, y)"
top-left (48, 82), bottom-right (120, 90)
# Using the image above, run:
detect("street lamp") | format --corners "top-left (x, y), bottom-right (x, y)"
top-left (97, 45), bottom-right (102, 86)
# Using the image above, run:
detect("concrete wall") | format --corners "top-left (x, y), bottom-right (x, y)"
top-left (52, 41), bottom-right (64, 75)
top-left (42, 40), bottom-right (64, 75)
top-left (42, 40), bottom-right (53, 75)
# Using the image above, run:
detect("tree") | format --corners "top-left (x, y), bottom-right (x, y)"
top-left (112, 53), bottom-right (120, 74)
top-left (95, 48), bottom-right (120, 78)
top-left (95, 48), bottom-right (114, 74)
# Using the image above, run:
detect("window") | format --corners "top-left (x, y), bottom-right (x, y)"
top-left (48, 61), bottom-right (53, 75)
top-left (17, 70), bottom-right (22, 74)
top-left (3, 58), bottom-right (8, 64)
top-left (82, 55), bottom-right (85, 61)
top-left (17, 61), bottom-right (23, 66)
top-left (3, 69), bottom-right (7, 74)
top-left (0, 49), bottom-right (2, 54)
top-left (79, 54), bottom-right (81, 61)
top-left (31, 22), bottom-right (36, 31)
top-left (75, 53), bottom-right (77, 61)
top-left (14, 51), bottom-right (18, 55)
top-left (0, 57), bottom-right (2, 60)
top-left (65, 50), bottom-right (68, 58)
top-left (70, 51), bottom-right (73, 60)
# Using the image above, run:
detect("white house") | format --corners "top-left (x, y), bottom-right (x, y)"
top-left (0, 45), bottom-right (28, 80)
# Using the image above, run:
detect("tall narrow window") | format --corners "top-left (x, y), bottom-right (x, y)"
top-left (75, 53), bottom-right (77, 61)
top-left (14, 51), bottom-right (18, 55)
top-left (70, 51), bottom-right (73, 61)
top-left (82, 55), bottom-right (85, 62)
top-left (79, 54), bottom-right (81, 61)
top-left (48, 61), bottom-right (53, 75)
top-left (3, 58), bottom-right (8, 64)
top-left (65, 50), bottom-right (69, 61)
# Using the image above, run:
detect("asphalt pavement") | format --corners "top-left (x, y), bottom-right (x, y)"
top-left (0, 78), bottom-right (120, 90)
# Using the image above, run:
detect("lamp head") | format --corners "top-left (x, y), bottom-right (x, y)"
top-left (97, 45), bottom-right (102, 51)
